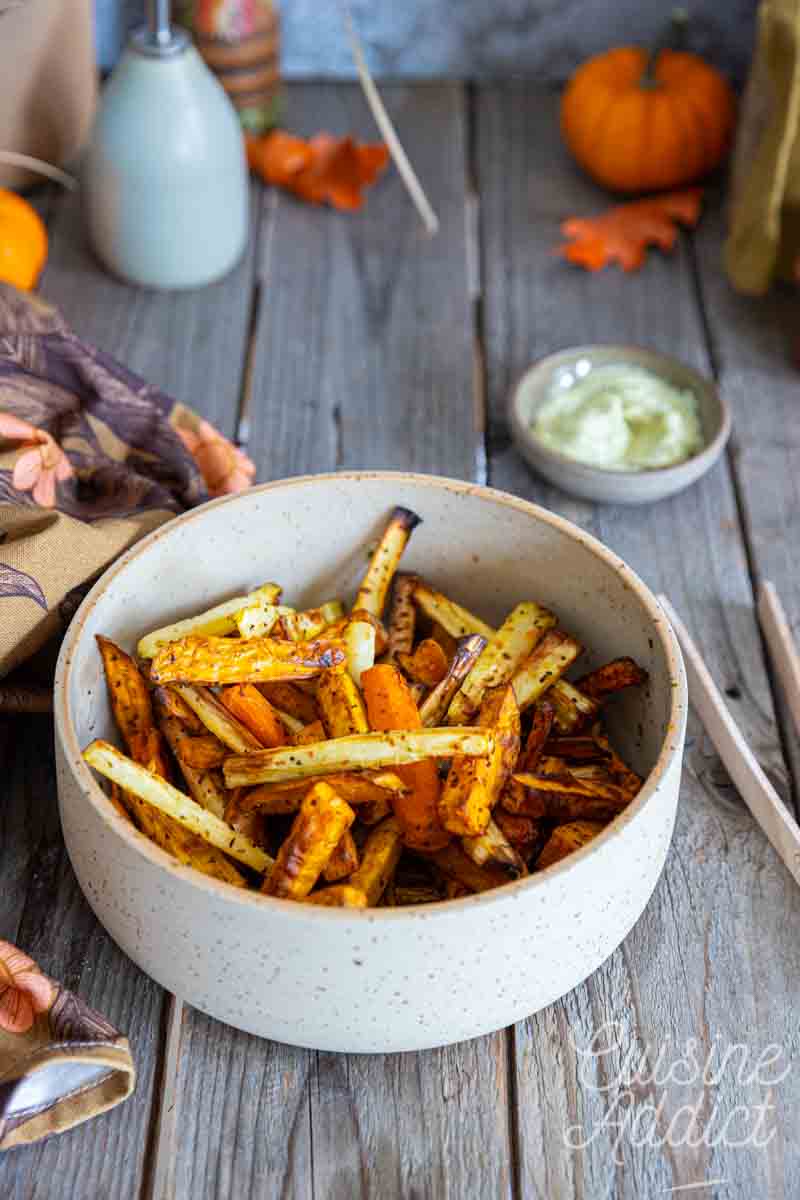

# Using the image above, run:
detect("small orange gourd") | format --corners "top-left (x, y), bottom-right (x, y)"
top-left (0, 189), bottom-right (47, 291)
top-left (561, 11), bottom-right (736, 194)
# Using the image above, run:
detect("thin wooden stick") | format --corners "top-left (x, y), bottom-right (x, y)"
top-left (341, 5), bottom-right (440, 236)
top-left (658, 594), bottom-right (800, 889)
top-left (0, 152), bottom-right (77, 190)
top-left (757, 580), bottom-right (800, 743)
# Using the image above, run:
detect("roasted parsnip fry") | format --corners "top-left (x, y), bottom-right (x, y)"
top-left (439, 684), bottom-right (520, 837)
top-left (150, 634), bottom-right (346, 685)
top-left (96, 635), bottom-right (169, 775)
top-left (156, 699), bottom-right (229, 818)
top-left (448, 602), bottom-right (556, 724)
top-left (592, 726), bottom-right (643, 797)
top-left (281, 602), bottom-right (344, 642)
top-left (576, 656), bottom-right (648, 701)
top-left (239, 770), bottom-right (408, 815)
top-left (137, 582), bottom-right (281, 658)
top-left (107, 782), bottom-right (132, 823)
top-left (220, 683), bottom-right (288, 748)
top-left (317, 670), bottom-right (369, 737)
top-left (430, 622), bottom-right (459, 660)
top-left (462, 817), bottom-right (526, 877)
top-left (168, 729), bottom-right (226, 770)
top-left (223, 728), bottom-right (493, 788)
top-left (510, 772), bottom-right (629, 821)
top-left (390, 884), bottom-right (443, 906)
top-left (344, 619), bottom-right (376, 687)
top-left (549, 679), bottom-right (601, 733)
top-left (397, 638), bottom-right (449, 688)
top-left (493, 807), bottom-right (541, 852)
top-left (306, 884), bottom-right (367, 908)
top-left (272, 707), bottom-right (304, 735)
top-left (323, 829), bottom-right (360, 882)
top-left (348, 816), bottom-right (403, 905)
top-left (419, 634), bottom-right (486, 727)
top-left (520, 701), bottom-right (555, 771)
top-left (222, 787), bottom-right (267, 848)
top-left (510, 631), bottom-right (583, 713)
top-left (357, 795), bottom-right (394, 825)
top-left (292, 719), bottom-right (326, 746)
top-left (543, 735), bottom-right (610, 761)
top-left (412, 582), bottom-right (495, 641)
top-left (155, 684), bottom-right (206, 733)
top-left (326, 610), bottom-right (389, 658)
top-left (235, 601), bottom-right (286, 639)
top-left (173, 684), bottom-right (262, 754)
top-left (262, 781), bottom-right (355, 899)
top-left (386, 573), bottom-right (417, 662)
top-left (426, 845), bottom-right (512, 894)
top-left (258, 681), bottom-right (319, 725)
top-left (361, 663), bottom-right (449, 850)
top-left (537, 820), bottom-right (605, 870)
top-left (83, 740), bottom-right (272, 874)
top-left (355, 507), bottom-right (421, 618)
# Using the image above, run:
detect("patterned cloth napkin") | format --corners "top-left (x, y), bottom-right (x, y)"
top-left (0, 283), bottom-right (255, 1145)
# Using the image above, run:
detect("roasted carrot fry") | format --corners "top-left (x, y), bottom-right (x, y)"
top-left (83, 740), bottom-right (270, 876)
top-left (493, 808), bottom-right (541, 852)
top-left (173, 684), bottom-right (262, 754)
top-left (412, 582), bottom-right (495, 641)
top-left (323, 829), bottom-right (360, 882)
top-left (549, 679), bottom-right (600, 733)
top-left (536, 820), bottom-right (605, 870)
top-left (292, 719), bottom-right (327, 746)
top-left (137, 582), bottom-right (281, 658)
top-left (448, 602), bottom-right (556, 724)
top-left (306, 884), bottom-right (367, 908)
top-left (239, 771), bottom-right (407, 815)
top-left (438, 683), bottom-right (520, 836)
top-left (262, 781), bottom-right (355, 899)
top-left (154, 684), bottom-right (205, 733)
top-left (347, 816), bottom-right (403, 904)
top-left (150, 634), bottom-right (346, 685)
top-left (355, 507), bottom-right (421, 618)
top-left (258, 682), bottom-right (319, 725)
top-left (397, 638), bottom-right (449, 688)
top-left (386, 573), bottom-right (418, 662)
top-left (576, 657), bottom-right (648, 701)
top-left (426, 845), bottom-right (512, 894)
top-left (510, 631), bottom-right (583, 712)
top-left (220, 683), bottom-right (288, 748)
top-left (361, 663), bottom-right (449, 850)
top-left (419, 634), bottom-right (486, 727)
top-left (317, 670), bottom-right (369, 738)
top-left (461, 817), bottom-right (526, 877)
top-left (96, 635), bottom-right (170, 776)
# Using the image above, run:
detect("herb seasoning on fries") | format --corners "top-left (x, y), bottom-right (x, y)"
top-left (83, 506), bottom-right (649, 907)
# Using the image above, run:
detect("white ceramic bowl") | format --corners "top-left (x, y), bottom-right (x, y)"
top-left (509, 345), bottom-right (731, 505)
top-left (55, 473), bottom-right (687, 1053)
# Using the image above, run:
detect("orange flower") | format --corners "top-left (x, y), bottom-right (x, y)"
top-left (176, 417), bottom-right (255, 497)
top-left (0, 940), bottom-right (55, 1034)
top-left (0, 412), bottom-right (73, 507)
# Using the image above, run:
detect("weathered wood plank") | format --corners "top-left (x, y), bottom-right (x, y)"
top-left (246, 82), bottom-right (478, 481)
top-left (477, 86), bottom-right (800, 1199)
top-left (38, 183), bottom-right (261, 436)
top-left (0, 716), bottom-right (164, 1200)
top-left (692, 189), bottom-right (800, 790)
top-left (174, 82), bottom-right (513, 1200)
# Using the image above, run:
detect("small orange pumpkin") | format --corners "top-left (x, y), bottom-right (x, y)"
top-left (561, 14), bottom-right (736, 194)
top-left (0, 189), bottom-right (48, 291)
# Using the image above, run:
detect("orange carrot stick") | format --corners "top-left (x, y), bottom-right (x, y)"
top-left (361, 663), bottom-right (449, 850)
top-left (220, 684), bottom-right (287, 748)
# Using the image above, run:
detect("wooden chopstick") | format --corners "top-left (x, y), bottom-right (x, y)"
top-left (658, 594), bottom-right (800, 888)
top-left (757, 580), bottom-right (800, 743)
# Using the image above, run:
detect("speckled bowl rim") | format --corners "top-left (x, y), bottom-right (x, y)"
top-left (55, 470), bottom-right (687, 923)
top-left (508, 344), bottom-right (732, 482)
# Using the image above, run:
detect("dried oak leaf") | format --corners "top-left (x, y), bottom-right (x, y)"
top-left (245, 131), bottom-right (312, 186)
top-left (247, 130), bottom-right (389, 211)
top-left (558, 188), bottom-right (703, 272)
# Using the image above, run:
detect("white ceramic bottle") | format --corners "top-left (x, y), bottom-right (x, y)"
top-left (83, 0), bottom-right (248, 290)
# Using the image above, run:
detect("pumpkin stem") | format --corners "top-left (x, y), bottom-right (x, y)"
top-left (642, 7), bottom-right (689, 86)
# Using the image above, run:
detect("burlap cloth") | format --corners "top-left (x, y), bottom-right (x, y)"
top-left (0, 283), bottom-right (255, 1146)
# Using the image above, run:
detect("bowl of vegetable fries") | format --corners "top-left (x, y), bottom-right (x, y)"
top-left (55, 472), bottom-right (687, 1052)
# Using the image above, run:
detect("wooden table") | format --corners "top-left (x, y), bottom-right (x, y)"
top-left (4, 85), bottom-right (799, 1199)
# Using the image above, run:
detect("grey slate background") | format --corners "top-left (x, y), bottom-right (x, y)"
top-left (96, 0), bottom-right (758, 81)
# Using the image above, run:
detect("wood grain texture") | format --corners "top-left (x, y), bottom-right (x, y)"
top-left (476, 86), bottom-right (800, 1198)
top-left (246, 83), bottom-right (478, 481)
top-left (692, 188), bottom-right (800, 792)
top-left (173, 82), bottom-right (512, 1200)
top-left (0, 716), bottom-right (165, 1200)
top-left (38, 183), bottom-right (261, 436)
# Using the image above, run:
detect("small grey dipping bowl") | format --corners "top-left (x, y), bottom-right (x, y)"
top-left (509, 345), bottom-right (731, 505)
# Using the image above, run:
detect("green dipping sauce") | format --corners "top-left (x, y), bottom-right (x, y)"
top-left (533, 362), bottom-right (704, 471)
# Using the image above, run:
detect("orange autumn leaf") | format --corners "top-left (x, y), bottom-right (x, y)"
top-left (557, 188), bottom-right (703, 272)
top-left (246, 130), bottom-right (313, 186)
top-left (246, 129), bottom-right (389, 212)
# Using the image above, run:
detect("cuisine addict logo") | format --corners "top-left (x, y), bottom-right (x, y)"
top-left (563, 1021), bottom-right (789, 1165)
